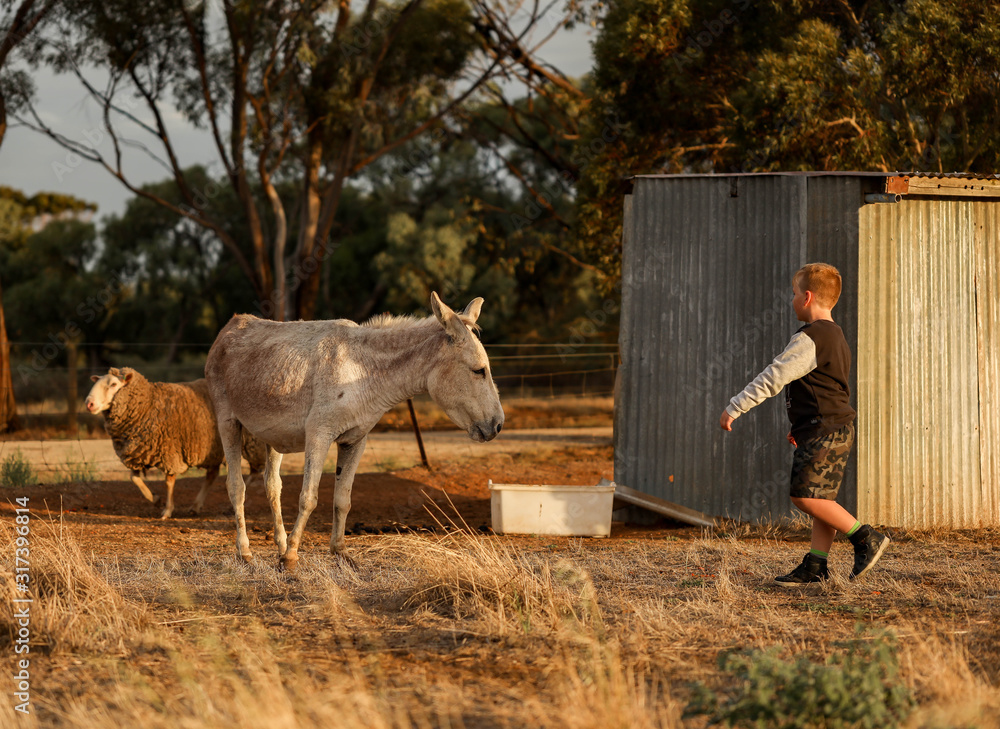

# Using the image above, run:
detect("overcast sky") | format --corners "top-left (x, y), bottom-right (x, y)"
top-left (0, 20), bottom-right (596, 222)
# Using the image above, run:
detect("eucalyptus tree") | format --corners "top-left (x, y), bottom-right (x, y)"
top-left (0, 0), bottom-right (61, 431)
top-left (0, 188), bottom-right (99, 428)
top-left (18, 0), bottom-right (583, 321)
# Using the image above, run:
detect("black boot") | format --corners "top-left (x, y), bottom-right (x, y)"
top-left (848, 524), bottom-right (890, 580)
top-left (774, 553), bottom-right (829, 587)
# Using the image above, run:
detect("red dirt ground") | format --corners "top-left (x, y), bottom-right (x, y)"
top-left (1, 446), bottom-right (694, 556)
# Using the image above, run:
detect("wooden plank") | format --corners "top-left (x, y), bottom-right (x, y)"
top-left (903, 177), bottom-right (1000, 198)
top-left (604, 479), bottom-right (717, 528)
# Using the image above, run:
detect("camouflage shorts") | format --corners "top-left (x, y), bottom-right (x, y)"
top-left (789, 424), bottom-right (855, 500)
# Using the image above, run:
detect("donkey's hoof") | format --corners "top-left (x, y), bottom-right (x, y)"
top-left (278, 556), bottom-right (299, 573)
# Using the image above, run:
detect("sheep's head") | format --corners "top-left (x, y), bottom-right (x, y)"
top-left (85, 368), bottom-right (134, 414)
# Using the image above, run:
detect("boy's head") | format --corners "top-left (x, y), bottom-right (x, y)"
top-left (793, 263), bottom-right (842, 310)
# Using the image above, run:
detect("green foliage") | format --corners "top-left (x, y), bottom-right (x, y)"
top-left (0, 186), bottom-right (97, 221)
top-left (0, 218), bottom-right (103, 348)
top-left (97, 166), bottom-right (256, 358)
top-left (57, 456), bottom-right (97, 484)
top-left (576, 0), bottom-right (1000, 283)
top-left (1, 449), bottom-right (37, 488)
top-left (685, 627), bottom-right (915, 729)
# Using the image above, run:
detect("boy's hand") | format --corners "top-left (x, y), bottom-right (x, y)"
top-left (719, 410), bottom-right (734, 431)
top-left (787, 432), bottom-right (797, 447)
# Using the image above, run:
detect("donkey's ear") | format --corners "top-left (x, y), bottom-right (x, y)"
top-left (430, 291), bottom-right (453, 326)
top-left (461, 298), bottom-right (483, 324)
top-left (430, 291), bottom-right (468, 343)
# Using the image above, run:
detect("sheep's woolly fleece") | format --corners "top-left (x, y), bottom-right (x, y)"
top-left (101, 367), bottom-right (263, 476)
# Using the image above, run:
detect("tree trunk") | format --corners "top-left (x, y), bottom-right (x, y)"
top-left (1, 277), bottom-right (19, 432)
top-left (353, 281), bottom-right (387, 322)
top-left (165, 304), bottom-right (188, 364)
top-left (0, 90), bottom-right (7, 151)
top-left (293, 139), bottom-right (324, 321)
top-left (65, 338), bottom-right (78, 432)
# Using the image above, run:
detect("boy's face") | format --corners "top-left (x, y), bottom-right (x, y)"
top-left (792, 279), bottom-right (810, 322)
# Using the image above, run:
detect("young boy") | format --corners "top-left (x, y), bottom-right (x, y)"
top-left (719, 263), bottom-right (889, 586)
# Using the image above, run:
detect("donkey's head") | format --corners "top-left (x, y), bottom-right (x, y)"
top-left (426, 292), bottom-right (505, 442)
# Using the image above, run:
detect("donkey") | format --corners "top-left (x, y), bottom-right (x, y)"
top-left (204, 292), bottom-right (504, 570)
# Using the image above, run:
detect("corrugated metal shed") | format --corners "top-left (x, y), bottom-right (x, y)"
top-left (616, 173), bottom-right (1000, 528)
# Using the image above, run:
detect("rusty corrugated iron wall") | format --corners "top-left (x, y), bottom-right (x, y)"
top-left (857, 200), bottom-right (987, 528)
top-left (975, 202), bottom-right (1000, 527)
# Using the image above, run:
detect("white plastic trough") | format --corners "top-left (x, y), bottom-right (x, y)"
top-left (488, 479), bottom-right (616, 537)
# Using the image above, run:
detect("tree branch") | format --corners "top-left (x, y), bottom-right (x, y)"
top-left (178, 1), bottom-right (235, 179)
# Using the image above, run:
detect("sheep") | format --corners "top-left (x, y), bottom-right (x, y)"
top-left (85, 367), bottom-right (265, 519)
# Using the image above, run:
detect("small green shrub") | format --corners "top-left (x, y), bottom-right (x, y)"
top-left (1, 449), bottom-right (37, 488)
top-left (686, 626), bottom-right (915, 729)
top-left (58, 457), bottom-right (97, 484)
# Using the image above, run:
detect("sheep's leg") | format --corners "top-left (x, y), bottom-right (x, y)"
top-left (262, 445), bottom-right (287, 555)
top-left (280, 431), bottom-right (334, 572)
top-left (161, 474), bottom-right (176, 519)
top-left (193, 466), bottom-right (219, 514)
top-left (330, 437), bottom-right (367, 556)
top-left (130, 470), bottom-right (158, 503)
top-left (219, 417), bottom-right (252, 562)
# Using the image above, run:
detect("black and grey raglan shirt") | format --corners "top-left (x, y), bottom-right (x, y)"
top-left (725, 320), bottom-right (856, 443)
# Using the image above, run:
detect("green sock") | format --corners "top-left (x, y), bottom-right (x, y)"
top-left (846, 521), bottom-right (861, 536)
top-left (809, 548), bottom-right (829, 559)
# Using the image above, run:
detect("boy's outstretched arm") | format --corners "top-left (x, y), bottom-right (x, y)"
top-left (719, 332), bottom-right (818, 430)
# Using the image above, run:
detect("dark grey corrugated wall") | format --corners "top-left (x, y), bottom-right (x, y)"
top-left (615, 175), bottom-right (862, 522)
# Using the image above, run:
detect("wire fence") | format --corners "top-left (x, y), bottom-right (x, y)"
top-left (4, 340), bottom-right (620, 408)
top-left (0, 345), bottom-right (619, 482)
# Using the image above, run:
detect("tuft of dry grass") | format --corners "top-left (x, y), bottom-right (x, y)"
top-left (43, 626), bottom-right (445, 729)
top-left (376, 506), bottom-right (604, 638)
top-left (900, 629), bottom-right (1000, 729)
top-left (383, 531), bottom-right (604, 637)
top-left (0, 517), bottom-right (149, 654)
top-left (542, 638), bottom-right (682, 729)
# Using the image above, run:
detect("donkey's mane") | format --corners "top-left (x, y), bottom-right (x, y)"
top-left (361, 313), bottom-right (424, 329)
top-left (361, 312), bottom-right (480, 333)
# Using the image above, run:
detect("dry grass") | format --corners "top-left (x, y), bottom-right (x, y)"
top-left (380, 528), bottom-right (604, 638)
top-left (0, 516), bottom-right (149, 655)
top-left (44, 628), bottom-right (437, 729)
top-left (2, 511), bottom-right (999, 727)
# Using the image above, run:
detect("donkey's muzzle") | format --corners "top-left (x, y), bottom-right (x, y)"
top-left (470, 417), bottom-right (504, 442)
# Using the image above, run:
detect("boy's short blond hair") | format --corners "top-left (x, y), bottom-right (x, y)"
top-left (794, 263), bottom-right (842, 308)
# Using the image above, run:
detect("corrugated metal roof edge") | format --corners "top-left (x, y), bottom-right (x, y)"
top-left (631, 172), bottom-right (1000, 198)
top-left (631, 171), bottom-right (999, 180)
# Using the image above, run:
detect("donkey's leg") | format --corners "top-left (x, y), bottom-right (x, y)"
top-left (280, 431), bottom-right (334, 572)
top-left (331, 437), bottom-right (367, 556)
top-left (193, 465), bottom-right (219, 514)
top-left (219, 416), bottom-right (252, 562)
top-left (161, 474), bottom-right (176, 519)
top-left (130, 470), bottom-right (157, 503)
top-left (261, 444), bottom-right (287, 555)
